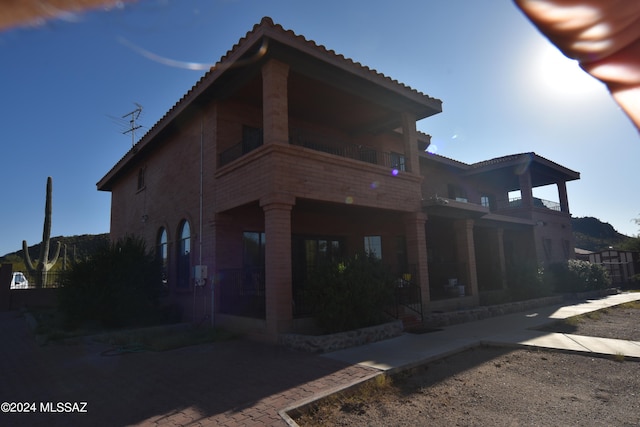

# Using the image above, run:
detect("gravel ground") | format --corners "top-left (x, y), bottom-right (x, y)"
top-left (293, 302), bottom-right (640, 426)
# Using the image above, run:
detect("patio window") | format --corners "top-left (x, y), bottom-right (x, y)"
top-left (364, 235), bottom-right (382, 259)
top-left (243, 232), bottom-right (265, 268)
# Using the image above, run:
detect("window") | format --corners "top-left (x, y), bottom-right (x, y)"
top-left (242, 126), bottom-right (263, 154)
top-left (390, 152), bottom-right (406, 172)
top-left (448, 184), bottom-right (467, 202)
top-left (395, 235), bottom-right (408, 273)
top-left (243, 232), bottom-right (265, 268)
top-left (137, 167), bottom-right (146, 190)
top-left (364, 236), bottom-right (382, 259)
top-left (293, 236), bottom-right (344, 281)
top-left (481, 195), bottom-right (494, 210)
top-left (177, 220), bottom-right (191, 289)
top-left (157, 228), bottom-right (168, 289)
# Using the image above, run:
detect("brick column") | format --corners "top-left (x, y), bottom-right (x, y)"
top-left (262, 59), bottom-right (290, 146)
top-left (557, 181), bottom-right (570, 214)
top-left (404, 212), bottom-right (430, 307)
top-left (493, 228), bottom-right (508, 290)
top-left (454, 219), bottom-right (478, 301)
top-left (401, 112), bottom-right (419, 174)
top-left (518, 172), bottom-right (533, 210)
top-left (260, 194), bottom-right (295, 339)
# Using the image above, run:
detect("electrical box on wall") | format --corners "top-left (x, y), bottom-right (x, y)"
top-left (194, 265), bottom-right (208, 286)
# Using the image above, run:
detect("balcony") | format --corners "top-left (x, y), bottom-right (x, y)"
top-left (218, 127), bottom-right (407, 171)
top-left (497, 197), bottom-right (561, 212)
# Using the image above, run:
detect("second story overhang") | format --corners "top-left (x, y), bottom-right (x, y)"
top-left (97, 17), bottom-right (442, 192)
top-left (464, 152), bottom-right (580, 190)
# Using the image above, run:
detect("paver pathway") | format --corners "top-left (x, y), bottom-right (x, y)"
top-left (0, 311), bottom-right (377, 426)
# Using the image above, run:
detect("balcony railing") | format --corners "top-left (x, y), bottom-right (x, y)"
top-left (290, 129), bottom-right (406, 171)
top-left (217, 129), bottom-right (407, 171)
top-left (497, 197), bottom-right (561, 212)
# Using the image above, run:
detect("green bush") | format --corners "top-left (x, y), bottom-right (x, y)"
top-left (306, 253), bottom-right (394, 334)
top-left (547, 259), bottom-right (611, 293)
top-left (506, 260), bottom-right (552, 301)
top-left (58, 236), bottom-right (164, 329)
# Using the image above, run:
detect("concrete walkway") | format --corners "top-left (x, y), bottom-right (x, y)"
top-left (324, 292), bottom-right (640, 372)
top-left (1, 292), bottom-right (639, 426)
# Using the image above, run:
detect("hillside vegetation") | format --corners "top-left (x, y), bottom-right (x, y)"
top-left (1, 233), bottom-right (110, 272)
top-left (571, 217), bottom-right (634, 252)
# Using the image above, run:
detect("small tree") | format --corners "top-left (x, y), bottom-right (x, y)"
top-left (306, 252), bottom-right (394, 334)
top-left (58, 236), bottom-right (163, 329)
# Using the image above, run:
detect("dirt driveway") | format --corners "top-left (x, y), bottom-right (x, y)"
top-left (293, 302), bottom-right (640, 426)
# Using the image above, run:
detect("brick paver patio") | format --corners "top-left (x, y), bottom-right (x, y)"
top-left (0, 311), bottom-right (378, 426)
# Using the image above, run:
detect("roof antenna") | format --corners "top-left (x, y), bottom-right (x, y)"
top-left (122, 103), bottom-right (143, 147)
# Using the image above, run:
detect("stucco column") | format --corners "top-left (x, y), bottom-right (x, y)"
top-left (262, 59), bottom-right (290, 146)
top-left (454, 219), bottom-right (479, 301)
top-left (401, 112), bottom-right (419, 174)
top-left (557, 181), bottom-right (570, 213)
top-left (518, 172), bottom-right (533, 209)
top-left (260, 194), bottom-right (295, 339)
top-left (404, 212), bottom-right (430, 307)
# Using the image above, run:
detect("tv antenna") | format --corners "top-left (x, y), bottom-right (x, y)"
top-left (123, 103), bottom-right (143, 147)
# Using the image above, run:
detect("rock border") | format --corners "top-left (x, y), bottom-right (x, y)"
top-left (280, 320), bottom-right (403, 353)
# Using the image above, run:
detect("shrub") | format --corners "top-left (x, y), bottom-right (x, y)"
top-left (506, 260), bottom-right (552, 301)
top-left (58, 236), bottom-right (164, 329)
top-left (306, 253), bottom-right (394, 334)
top-left (547, 259), bottom-right (611, 293)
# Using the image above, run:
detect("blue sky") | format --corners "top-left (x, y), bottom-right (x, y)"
top-left (1, 0), bottom-right (638, 256)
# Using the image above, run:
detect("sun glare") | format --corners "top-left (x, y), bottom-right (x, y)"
top-left (533, 43), bottom-right (603, 99)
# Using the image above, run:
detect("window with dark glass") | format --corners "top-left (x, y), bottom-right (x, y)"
top-left (448, 184), bottom-right (468, 202)
top-left (137, 167), bottom-right (146, 190)
top-left (242, 126), bottom-right (263, 154)
top-left (177, 221), bottom-right (191, 289)
top-left (481, 194), bottom-right (495, 210)
top-left (390, 152), bottom-right (406, 171)
top-left (243, 232), bottom-right (265, 268)
top-left (157, 228), bottom-right (168, 289)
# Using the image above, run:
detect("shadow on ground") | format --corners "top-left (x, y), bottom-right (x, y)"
top-left (0, 311), bottom-right (368, 427)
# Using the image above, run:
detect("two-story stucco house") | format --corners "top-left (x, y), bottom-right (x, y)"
top-left (97, 17), bottom-right (579, 340)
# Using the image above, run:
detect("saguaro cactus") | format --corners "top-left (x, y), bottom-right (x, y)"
top-left (23, 176), bottom-right (61, 288)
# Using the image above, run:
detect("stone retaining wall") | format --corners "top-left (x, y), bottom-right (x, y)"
top-left (423, 295), bottom-right (564, 327)
top-left (280, 320), bottom-right (403, 353)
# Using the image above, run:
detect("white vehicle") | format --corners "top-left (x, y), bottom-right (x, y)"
top-left (10, 272), bottom-right (29, 289)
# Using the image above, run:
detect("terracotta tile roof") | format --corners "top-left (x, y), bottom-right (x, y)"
top-left (98, 16), bottom-right (442, 190)
top-left (469, 152), bottom-right (535, 168)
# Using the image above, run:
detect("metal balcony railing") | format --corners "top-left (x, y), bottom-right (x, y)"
top-left (497, 197), bottom-right (561, 212)
top-left (218, 129), bottom-right (408, 172)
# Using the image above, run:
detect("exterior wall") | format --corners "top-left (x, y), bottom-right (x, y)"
top-left (109, 103), bottom-right (219, 321)
top-left (531, 210), bottom-right (575, 265)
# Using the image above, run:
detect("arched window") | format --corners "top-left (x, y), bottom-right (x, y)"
top-left (177, 220), bottom-right (191, 289)
top-left (157, 228), bottom-right (168, 291)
